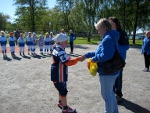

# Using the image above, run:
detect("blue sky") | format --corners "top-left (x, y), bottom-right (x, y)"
top-left (0, 0), bottom-right (56, 22)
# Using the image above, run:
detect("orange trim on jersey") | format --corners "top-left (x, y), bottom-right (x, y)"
top-left (59, 62), bottom-right (64, 82)
top-left (65, 58), bottom-right (79, 66)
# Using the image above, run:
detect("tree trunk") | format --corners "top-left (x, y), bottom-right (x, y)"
top-left (29, 0), bottom-right (35, 32)
top-left (123, 0), bottom-right (126, 30)
top-left (31, 0), bottom-right (35, 32)
top-left (132, 0), bottom-right (140, 44)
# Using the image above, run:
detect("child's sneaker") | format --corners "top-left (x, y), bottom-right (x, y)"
top-left (62, 106), bottom-right (77, 113)
top-left (58, 102), bottom-right (63, 109)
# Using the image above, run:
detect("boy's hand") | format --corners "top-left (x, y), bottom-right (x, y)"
top-left (68, 56), bottom-right (71, 60)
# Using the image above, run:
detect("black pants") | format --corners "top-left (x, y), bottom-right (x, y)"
top-left (144, 52), bottom-right (150, 69)
top-left (114, 69), bottom-right (123, 98)
top-left (70, 42), bottom-right (73, 53)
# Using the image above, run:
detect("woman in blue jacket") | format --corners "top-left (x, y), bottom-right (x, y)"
top-left (141, 31), bottom-right (150, 72)
top-left (109, 17), bottom-right (129, 103)
top-left (79, 18), bottom-right (120, 113)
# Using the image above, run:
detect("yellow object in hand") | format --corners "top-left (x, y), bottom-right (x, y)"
top-left (87, 58), bottom-right (98, 76)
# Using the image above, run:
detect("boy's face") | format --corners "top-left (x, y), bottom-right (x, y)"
top-left (60, 40), bottom-right (68, 48)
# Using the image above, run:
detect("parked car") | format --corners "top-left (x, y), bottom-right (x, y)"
top-left (128, 35), bottom-right (145, 40)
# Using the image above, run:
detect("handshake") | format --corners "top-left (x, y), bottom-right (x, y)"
top-left (77, 55), bottom-right (86, 62)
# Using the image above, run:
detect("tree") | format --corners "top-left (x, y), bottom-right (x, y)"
top-left (14, 0), bottom-right (47, 32)
top-left (0, 12), bottom-right (9, 31)
top-left (69, 0), bottom-right (102, 42)
top-left (98, 0), bottom-right (150, 44)
top-left (56, 0), bottom-right (74, 31)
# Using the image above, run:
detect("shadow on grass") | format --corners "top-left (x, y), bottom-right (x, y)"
top-left (119, 98), bottom-right (150, 113)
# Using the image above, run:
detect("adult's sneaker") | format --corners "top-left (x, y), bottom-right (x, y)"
top-left (143, 68), bottom-right (149, 72)
top-left (116, 95), bottom-right (122, 103)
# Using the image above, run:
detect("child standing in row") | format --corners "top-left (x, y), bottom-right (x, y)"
top-left (38, 35), bottom-right (44, 54)
top-left (8, 32), bottom-right (16, 57)
top-left (141, 31), bottom-right (150, 72)
top-left (49, 32), bottom-right (55, 54)
top-left (44, 32), bottom-right (50, 54)
top-left (18, 33), bottom-right (25, 56)
top-left (0, 31), bottom-right (7, 58)
top-left (51, 33), bottom-right (79, 113)
top-left (31, 32), bottom-right (37, 55)
top-left (26, 32), bottom-right (32, 55)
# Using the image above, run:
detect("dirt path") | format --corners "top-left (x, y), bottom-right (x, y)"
top-left (0, 44), bottom-right (150, 113)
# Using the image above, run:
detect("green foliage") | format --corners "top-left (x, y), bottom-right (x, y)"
top-left (73, 37), bottom-right (101, 45)
top-left (0, 13), bottom-right (9, 31)
top-left (14, 0), bottom-right (48, 32)
top-left (4, 0), bottom-right (149, 45)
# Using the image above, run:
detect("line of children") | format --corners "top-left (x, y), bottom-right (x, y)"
top-left (0, 31), bottom-right (7, 58)
top-left (51, 33), bottom-right (79, 113)
top-left (0, 31), bottom-right (55, 56)
top-left (8, 32), bottom-right (16, 57)
top-left (17, 33), bottom-right (25, 56)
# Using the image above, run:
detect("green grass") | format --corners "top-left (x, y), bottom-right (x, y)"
top-left (129, 39), bottom-right (142, 46)
top-left (73, 37), bottom-right (143, 46)
top-left (73, 37), bottom-right (101, 45)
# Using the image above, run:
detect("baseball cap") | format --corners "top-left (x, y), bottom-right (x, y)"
top-left (55, 33), bottom-right (68, 42)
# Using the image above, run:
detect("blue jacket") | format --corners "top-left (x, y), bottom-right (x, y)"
top-left (18, 37), bottom-right (25, 47)
top-left (141, 37), bottom-right (150, 55)
top-left (0, 36), bottom-right (7, 46)
top-left (26, 36), bottom-right (33, 45)
top-left (117, 29), bottom-right (129, 60)
top-left (9, 37), bottom-right (16, 46)
top-left (85, 30), bottom-right (120, 76)
top-left (69, 33), bottom-right (76, 42)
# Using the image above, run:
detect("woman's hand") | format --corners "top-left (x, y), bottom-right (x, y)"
top-left (78, 55), bottom-right (86, 62)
